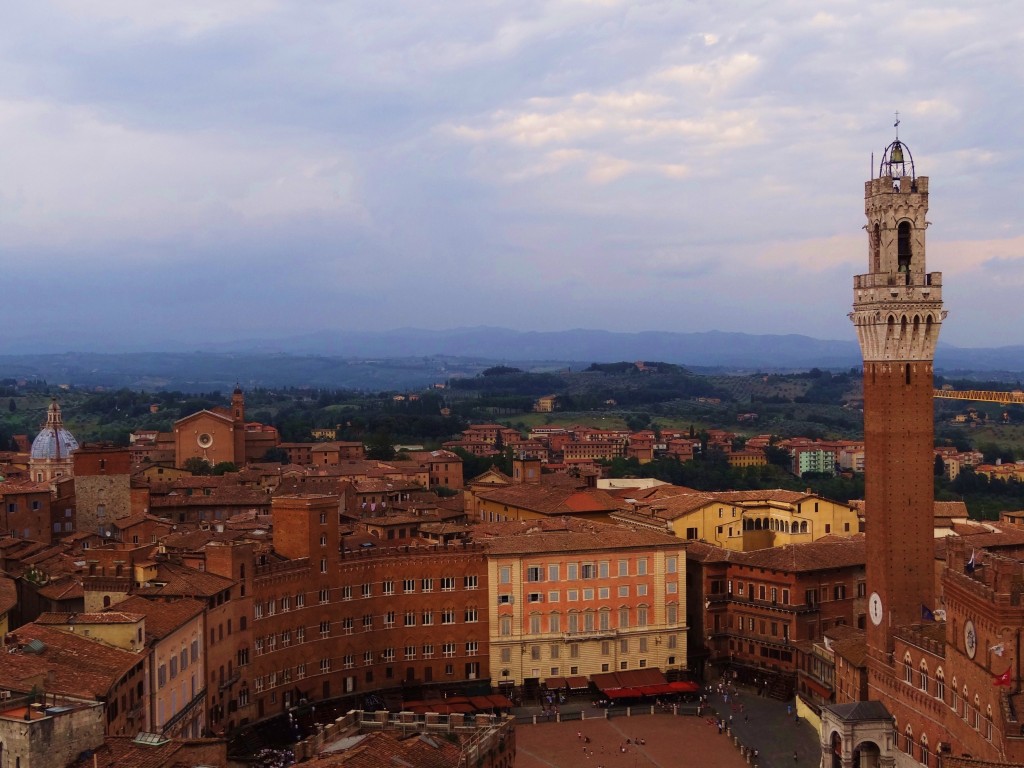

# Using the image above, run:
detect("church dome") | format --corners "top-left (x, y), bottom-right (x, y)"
top-left (30, 400), bottom-right (79, 460)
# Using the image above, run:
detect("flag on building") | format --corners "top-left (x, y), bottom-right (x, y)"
top-left (967, 550), bottom-right (976, 573)
top-left (921, 605), bottom-right (935, 621)
top-left (994, 668), bottom-right (1012, 687)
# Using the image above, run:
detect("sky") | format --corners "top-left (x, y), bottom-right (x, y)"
top-left (2, 1), bottom-right (1024, 352)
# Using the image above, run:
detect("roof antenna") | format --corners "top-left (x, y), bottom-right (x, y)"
top-left (894, 111), bottom-right (900, 139)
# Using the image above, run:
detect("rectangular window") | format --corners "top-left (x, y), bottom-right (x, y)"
top-left (567, 564), bottom-right (578, 580)
top-left (383, 580), bottom-right (394, 596)
top-left (403, 578), bottom-right (416, 592)
top-left (499, 567), bottom-right (511, 584)
top-left (667, 556), bottom-right (678, 573)
top-left (361, 583), bottom-right (372, 598)
top-left (319, 588), bottom-right (330, 604)
top-left (442, 609), bottom-right (456, 624)
top-left (422, 611), bottom-right (434, 626)
top-left (466, 641), bottom-right (478, 656)
top-left (548, 591), bottom-right (560, 602)
top-left (547, 564), bottom-right (559, 582)
top-left (618, 560), bottom-right (628, 577)
top-left (423, 644), bottom-right (434, 659)
top-left (526, 566), bottom-right (543, 583)
top-left (599, 561), bottom-right (609, 578)
top-left (637, 559), bottom-right (648, 576)
top-left (422, 578), bottom-right (434, 592)
top-left (567, 590), bottom-right (579, 601)
top-left (599, 587), bottom-right (609, 599)
top-left (463, 575), bottom-right (478, 589)
top-left (549, 615), bottom-right (561, 633)
top-left (441, 576), bottom-right (456, 591)
top-left (582, 588), bottom-right (594, 601)
top-left (464, 608), bottom-right (478, 623)
top-left (384, 611), bottom-right (396, 628)
top-left (342, 585), bottom-right (352, 600)
top-left (405, 611), bottom-right (416, 627)
top-left (637, 584), bottom-right (647, 597)
top-left (320, 621), bottom-right (331, 638)
top-left (618, 585), bottom-right (629, 598)
top-left (581, 564), bottom-right (595, 579)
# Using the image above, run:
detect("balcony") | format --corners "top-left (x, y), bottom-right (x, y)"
top-left (562, 629), bottom-right (617, 641)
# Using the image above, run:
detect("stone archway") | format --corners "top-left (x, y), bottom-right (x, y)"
top-left (821, 701), bottom-right (895, 768)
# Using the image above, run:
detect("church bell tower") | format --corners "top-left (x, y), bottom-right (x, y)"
top-left (849, 135), bottom-right (947, 691)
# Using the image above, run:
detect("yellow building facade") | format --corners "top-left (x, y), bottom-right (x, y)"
top-left (481, 521), bottom-right (686, 687)
top-left (614, 489), bottom-right (859, 552)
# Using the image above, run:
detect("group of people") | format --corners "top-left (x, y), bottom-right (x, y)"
top-left (574, 730), bottom-right (648, 765)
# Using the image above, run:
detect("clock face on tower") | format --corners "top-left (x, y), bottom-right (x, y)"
top-left (965, 620), bottom-right (978, 659)
top-left (869, 592), bottom-right (884, 626)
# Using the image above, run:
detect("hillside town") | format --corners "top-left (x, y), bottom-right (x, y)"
top-left (0, 361), bottom-right (1022, 767)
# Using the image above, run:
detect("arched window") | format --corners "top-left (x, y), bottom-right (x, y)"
top-left (904, 725), bottom-right (914, 756)
top-left (872, 223), bottom-right (881, 272)
top-left (920, 734), bottom-right (930, 767)
top-left (935, 668), bottom-right (945, 702)
top-left (919, 659), bottom-right (929, 693)
top-left (103, 595), bottom-right (111, 608)
top-left (898, 220), bottom-right (912, 273)
top-left (986, 704), bottom-right (994, 741)
top-left (800, 521), bottom-right (808, 533)
top-left (973, 695), bottom-right (981, 728)
top-left (963, 686), bottom-right (970, 721)
top-left (903, 653), bottom-right (913, 684)
top-left (952, 677), bottom-right (960, 713)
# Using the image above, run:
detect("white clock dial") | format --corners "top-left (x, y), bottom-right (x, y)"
top-left (869, 592), bottom-right (884, 626)
top-left (964, 620), bottom-right (977, 659)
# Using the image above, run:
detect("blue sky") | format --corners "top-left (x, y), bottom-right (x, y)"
top-left (2, 1), bottom-right (1023, 351)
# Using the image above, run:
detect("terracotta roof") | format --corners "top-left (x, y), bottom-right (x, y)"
top-left (732, 536), bottom-right (866, 572)
top-left (0, 577), bottom-right (16, 615)
top-left (133, 561), bottom-right (235, 598)
top-left (38, 611), bottom-right (144, 625)
top-left (68, 736), bottom-right (229, 768)
top-left (0, 623), bottom-right (140, 699)
top-left (111, 595), bottom-right (205, 639)
top-left (36, 577), bottom-right (84, 601)
top-left (474, 519), bottom-right (681, 555)
top-left (831, 633), bottom-right (868, 667)
top-left (308, 730), bottom-right (464, 767)
top-left (473, 485), bottom-right (627, 516)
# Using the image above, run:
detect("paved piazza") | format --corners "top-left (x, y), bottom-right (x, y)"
top-left (516, 714), bottom-right (750, 768)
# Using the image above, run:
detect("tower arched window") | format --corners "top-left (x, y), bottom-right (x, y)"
top-left (920, 734), bottom-right (930, 767)
top-left (935, 668), bottom-right (945, 702)
top-left (986, 704), bottom-right (994, 740)
top-left (872, 223), bottom-right (881, 272)
top-left (963, 686), bottom-right (970, 721)
top-left (973, 695), bottom-right (981, 728)
top-left (903, 653), bottom-right (913, 684)
top-left (898, 221), bottom-right (912, 274)
top-left (918, 659), bottom-right (929, 693)
top-left (903, 725), bottom-right (914, 755)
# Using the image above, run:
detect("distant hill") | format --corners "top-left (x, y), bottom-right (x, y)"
top-left (1, 328), bottom-right (1023, 391)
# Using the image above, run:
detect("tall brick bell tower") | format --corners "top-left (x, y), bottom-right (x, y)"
top-left (849, 133), bottom-right (947, 693)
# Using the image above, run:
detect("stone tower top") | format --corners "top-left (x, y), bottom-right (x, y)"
top-left (850, 135), bottom-right (946, 362)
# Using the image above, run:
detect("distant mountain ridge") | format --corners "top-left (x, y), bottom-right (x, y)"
top-left (207, 327), bottom-right (1024, 373)
top-left (2, 328), bottom-right (1023, 391)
